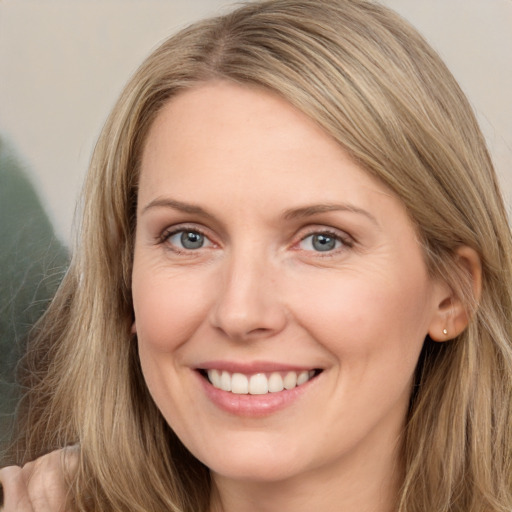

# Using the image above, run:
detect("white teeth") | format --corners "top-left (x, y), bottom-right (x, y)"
top-left (249, 373), bottom-right (268, 395)
top-left (231, 373), bottom-right (249, 394)
top-left (220, 371), bottom-right (231, 391)
top-left (208, 369), bottom-right (221, 388)
top-left (268, 372), bottom-right (284, 393)
top-left (206, 369), bottom-right (317, 395)
top-left (297, 370), bottom-right (309, 386)
top-left (283, 371), bottom-right (297, 390)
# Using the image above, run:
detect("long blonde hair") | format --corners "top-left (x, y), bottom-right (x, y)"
top-left (8, 1), bottom-right (512, 510)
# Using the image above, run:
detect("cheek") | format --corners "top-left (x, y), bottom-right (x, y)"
top-left (132, 264), bottom-right (213, 353)
top-left (132, 265), bottom-right (213, 423)
top-left (289, 267), bottom-right (433, 364)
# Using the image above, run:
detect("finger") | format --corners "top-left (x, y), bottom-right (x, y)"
top-left (0, 465), bottom-right (34, 512)
top-left (0, 447), bottom-right (79, 512)
top-left (23, 449), bottom-right (78, 512)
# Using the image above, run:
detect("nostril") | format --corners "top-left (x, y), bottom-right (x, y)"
top-left (247, 327), bottom-right (273, 336)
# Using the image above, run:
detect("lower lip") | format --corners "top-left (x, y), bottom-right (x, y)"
top-left (196, 372), bottom-right (317, 417)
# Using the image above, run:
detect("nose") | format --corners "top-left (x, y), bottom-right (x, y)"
top-left (209, 249), bottom-right (288, 341)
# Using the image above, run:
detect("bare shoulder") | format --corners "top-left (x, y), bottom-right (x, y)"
top-left (0, 446), bottom-right (78, 511)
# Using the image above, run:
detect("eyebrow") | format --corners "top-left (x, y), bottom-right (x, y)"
top-left (283, 203), bottom-right (378, 225)
top-left (142, 197), bottom-right (378, 226)
top-left (141, 198), bottom-right (214, 219)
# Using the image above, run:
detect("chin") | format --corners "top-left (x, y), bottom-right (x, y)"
top-left (210, 459), bottom-right (304, 484)
top-left (193, 437), bottom-right (312, 484)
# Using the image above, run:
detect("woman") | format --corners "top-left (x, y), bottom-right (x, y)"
top-left (1, 0), bottom-right (511, 510)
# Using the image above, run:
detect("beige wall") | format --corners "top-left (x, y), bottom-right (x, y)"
top-left (1, 0), bottom-right (510, 243)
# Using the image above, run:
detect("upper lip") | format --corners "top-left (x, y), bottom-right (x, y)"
top-left (197, 360), bottom-right (321, 374)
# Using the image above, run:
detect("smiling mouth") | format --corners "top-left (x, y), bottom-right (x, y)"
top-left (199, 369), bottom-right (322, 395)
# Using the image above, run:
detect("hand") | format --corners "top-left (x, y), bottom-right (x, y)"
top-left (0, 447), bottom-right (78, 511)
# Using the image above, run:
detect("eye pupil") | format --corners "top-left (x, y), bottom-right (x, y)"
top-left (180, 231), bottom-right (204, 249)
top-left (312, 234), bottom-right (336, 251)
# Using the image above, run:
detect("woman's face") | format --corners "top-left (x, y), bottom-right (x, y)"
top-left (132, 81), bottom-right (448, 485)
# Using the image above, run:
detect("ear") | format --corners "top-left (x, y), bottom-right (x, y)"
top-left (428, 246), bottom-right (482, 342)
top-left (131, 320), bottom-right (137, 334)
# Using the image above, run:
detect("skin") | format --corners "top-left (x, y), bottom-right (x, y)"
top-left (0, 448), bottom-right (77, 512)
top-left (0, 81), bottom-right (481, 511)
top-left (131, 80), bottom-right (458, 512)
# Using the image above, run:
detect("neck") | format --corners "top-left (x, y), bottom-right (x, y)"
top-left (209, 435), bottom-right (403, 512)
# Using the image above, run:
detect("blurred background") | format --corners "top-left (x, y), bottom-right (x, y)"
top-left (0, 0), bottom-right (511, 449)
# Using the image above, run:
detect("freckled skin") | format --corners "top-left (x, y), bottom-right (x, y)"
top-left (132, 81), bottom-right (450, 511)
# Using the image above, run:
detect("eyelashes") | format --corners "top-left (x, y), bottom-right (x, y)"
top-left (158, 225), bottom-right (354, 256)
top-left (166, 230), bottom-right (213, 250)
top-left (158, 226), bottom-right (214, 254)
top-left (298, 231), bottom-right (353, 253)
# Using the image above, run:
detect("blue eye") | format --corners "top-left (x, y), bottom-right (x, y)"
top-left (167, 230), bottom-right (211, 250)
top-left (299, 233), bottom-right (343, 252)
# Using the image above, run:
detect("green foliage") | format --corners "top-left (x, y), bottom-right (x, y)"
top-left (0, 137), bottom-right (69, 453)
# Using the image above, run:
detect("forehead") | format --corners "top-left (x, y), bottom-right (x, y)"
top-left (138, 80), bottom-right (403, 226)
